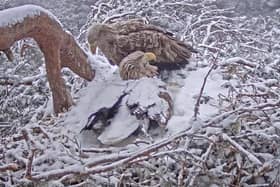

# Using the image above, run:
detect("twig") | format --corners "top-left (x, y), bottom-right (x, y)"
top-left (0, 122), bottom-right (11, 128)
top-left (194, 57), bottom-right (218, 120)
top-left (0, 74), bottom-right (46, 86)
top-left (178, 161), bottom-right (186, 187)
top-left (20, 43), bottom-right (36, 57)
top-left (93, 3), bottom-right (112, 21)
top-left (0, 163), bottom-right (19, 172)
top-left (31, 126), bottom-right (51, 139)
top-left (0, 77), bottom-right (32, 86)
top-left (222, 133), bottom-right (262, 165)
top-left (221, 57), bottom-right (257, 68)
top-left (25, 149), bottom-right (36, 179)
top-left (82, 147), bottom-right (124, 153)
top-left (2, 48), bottom-right (14, 61)
top-left (102, 11), bottom-right (135, 23)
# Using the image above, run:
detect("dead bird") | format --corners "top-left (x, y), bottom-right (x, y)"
top-left (80, 92), bottom-right (128, 132)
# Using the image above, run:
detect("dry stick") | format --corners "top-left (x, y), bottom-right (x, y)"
top-left (21, 128), bottom-right (37, 179)
top-left (31, 126), bottom-right (50, 140)
top-left (0, 163), bottom-right (19, 172)
top-left (2, 48), bottom-right (14, 61)
top-left (102, 11), bottom-right (135, 23)
top-left (21, 129), bottom-right (36, 148)
top-left (25, 149), bottom-right (36, 179)
top-left (194, 59), bottom-right (218, 120)
top-left (178, 161), bottom-right (187, 187)
top-left (0, 73), bottom-right (46, 86)
top-left (222, 133), bottom-right (262, 165)
top-left (93, 3), bottom-right (111, 21)
top-left (0, 122), bottom-right (10, 128)
top-left (20, 43), bottom-right (36, 57)
top-left (0, 78), bottom-right (32, 86)
top-left (82, 147), bottom-right (124, 154)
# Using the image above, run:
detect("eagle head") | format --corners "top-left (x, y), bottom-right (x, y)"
top-left (87, 23), bottom-right (115, 54)
top-left (143, 52), bottom-right (157, 62)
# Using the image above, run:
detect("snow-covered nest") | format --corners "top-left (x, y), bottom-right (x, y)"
top-left (2, 0), bottom-right (280, 186)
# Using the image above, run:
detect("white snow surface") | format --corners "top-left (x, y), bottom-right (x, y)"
top-left (61, 54), bottom-right (225, 146)
top-left (97, 104), bottom-right (139, 145)
top-left (0, 4), bottom-right (62, 27)
top-left (168, 66), bottom-right (226, 134)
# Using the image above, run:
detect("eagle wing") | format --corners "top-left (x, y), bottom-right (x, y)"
top-left (115, 30), bottom-right (193, 67)
top-left (89, 21), bottom-right (197, 69)
top-left (112, 20), bottom-right (197, 55)
top-left (111, 20), bottom-right (174, 36)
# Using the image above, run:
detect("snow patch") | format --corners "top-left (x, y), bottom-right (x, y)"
top-left (98, 105), bottom-right (139, 145)
top-left (127, 77), bottom-right (170, 125)
top-left (0, 4), bottom-right (62, 27)
top-left (167, 66), bottom-right (226, 133)
top-left (61, 55), bottom-right (225, 145)
top-left (62, 55), bottom-right (172, 146)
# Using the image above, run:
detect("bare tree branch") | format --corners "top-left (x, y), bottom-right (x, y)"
top-left (0, 5), bottom-right (95, 113)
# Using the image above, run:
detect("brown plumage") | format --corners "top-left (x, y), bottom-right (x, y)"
top-left (87, 20), bottom-right (197, 70)
top-left (119, 51), bottom-right (158, 80)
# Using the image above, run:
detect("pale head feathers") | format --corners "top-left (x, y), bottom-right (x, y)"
top-left (119, 51), bottom-right (158, 80)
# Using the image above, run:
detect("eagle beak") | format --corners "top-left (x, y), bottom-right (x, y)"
top-left (144, 52), bottom-right (157, 62)
top-left (89, 43), bottom-right (97, 54)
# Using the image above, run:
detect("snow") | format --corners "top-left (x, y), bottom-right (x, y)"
top-left (167, 65), bottom-right (226, 134)
top-left (57, 55), bottom-right (227, 147)
top-left (0, 4), bottom-right (62, 27)
top-left (222, 133), bottom-right (262, 165)
top-left (126, 77), bottom-right (171, 125)
top-left (62, 54), bottom-right (174, 146)
top-left (98, 104), bottom-right (139, 145)
top-left (127, 78), bottom-right (166, 108)
top-left (61, 57), bottom-right (226, 145)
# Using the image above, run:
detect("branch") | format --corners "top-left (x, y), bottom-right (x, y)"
top-left (0, 5), bottom-right (95, 113)
top-left (0, 74), bottom-right (45, 86)
top-left (194, 61), bottom-right (217, 120)
top-left (221, 57), bottom-right (257, 68)
top-left (102, 11), bottom-right (135, 23)
top-left (0, 163), bottom-right (19, 172)
top-left (1, 48), bottom-right (14, 61)
top-left (222, 133), bottom-right (262, 165)
top-left (25, 149), bottom-right (36, 179)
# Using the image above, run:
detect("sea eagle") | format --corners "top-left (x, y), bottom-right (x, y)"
top-left (87, 20), bottom-right (197, 80)
top-left (119, 51), bottom-right (158, 80)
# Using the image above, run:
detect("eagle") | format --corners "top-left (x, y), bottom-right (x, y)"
top-left (119, 51), bottom-right (158, 80)
top-left (87, 20), bottom-right (197, 79)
